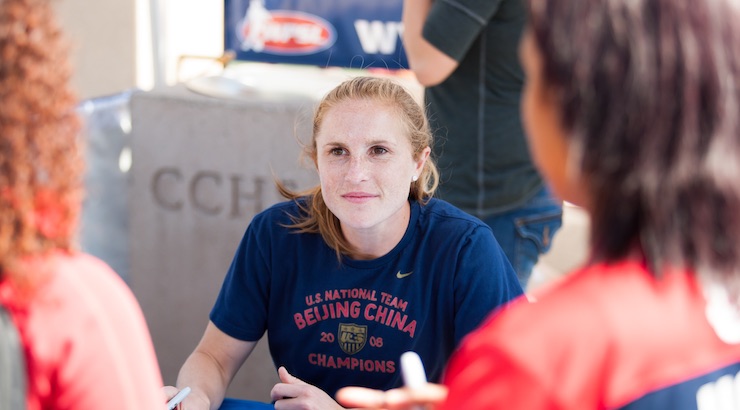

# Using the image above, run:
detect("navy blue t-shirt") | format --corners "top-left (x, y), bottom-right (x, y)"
top-left (210, 198), bottom-right (523, 398)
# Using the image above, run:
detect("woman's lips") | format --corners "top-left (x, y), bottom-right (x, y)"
top-left (342, 192), bottom-right (377, 203)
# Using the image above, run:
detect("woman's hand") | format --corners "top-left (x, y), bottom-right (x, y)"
top-left (271, 366), bottom-right (345, 410)
top-left (335, 383), bottom-right (448, 410)
top-left (162, 385), bottom-right (209, 410)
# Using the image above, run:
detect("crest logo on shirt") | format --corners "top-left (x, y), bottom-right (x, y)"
top-left (338, 323), bottom-right (367, 355)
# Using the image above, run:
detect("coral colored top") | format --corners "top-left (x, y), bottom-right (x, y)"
top-left (0, 251), bottom-right (164, 410)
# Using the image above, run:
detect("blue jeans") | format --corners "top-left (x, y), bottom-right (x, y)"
top-left (482, 186), bottom-right (563, 290)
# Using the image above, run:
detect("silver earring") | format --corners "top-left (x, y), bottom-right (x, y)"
top-left (412, 175), bottom-right (418, 182)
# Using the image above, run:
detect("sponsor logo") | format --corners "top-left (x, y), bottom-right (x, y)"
top-left (354, 20), bottom-right (404, 55)
top-left (238, 5), bottom-right (336, 55)
top-left (338, 323), bottom-right (367, 355)
top-left (396, 271), bottom-right (413, 279)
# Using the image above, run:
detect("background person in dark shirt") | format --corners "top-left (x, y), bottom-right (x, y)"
top-left (402, 0), bottom-right (563, 289)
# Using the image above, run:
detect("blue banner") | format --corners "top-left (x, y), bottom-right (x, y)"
top-left (224, 0), bottom-right (408, 69)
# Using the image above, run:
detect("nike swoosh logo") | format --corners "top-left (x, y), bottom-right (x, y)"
top-left (396, 271), bottom-right (414, 279)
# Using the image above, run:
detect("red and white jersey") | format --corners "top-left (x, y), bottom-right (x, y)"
top-left (440, 259), bottom-right (740, 409)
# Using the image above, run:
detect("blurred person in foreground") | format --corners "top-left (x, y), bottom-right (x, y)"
top-left (337, 0), bottom-right (740, 408)
top-left (164, 76), bottom-right (523, 410)
top-left (0, 0), bottom-right (165, 408)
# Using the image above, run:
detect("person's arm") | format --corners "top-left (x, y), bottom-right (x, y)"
top-left (402, 0), bottom-right (459, 86)
top-left (168, 321), bottom-right (257, 410)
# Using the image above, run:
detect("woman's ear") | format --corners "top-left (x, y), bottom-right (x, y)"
top-left (415, 147), bottom-right (431, 175)
top-left (562, 139), bottom-right (591, 208)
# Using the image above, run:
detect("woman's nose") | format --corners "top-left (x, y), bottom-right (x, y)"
top-left (345, 155), bottom-right (369, 182)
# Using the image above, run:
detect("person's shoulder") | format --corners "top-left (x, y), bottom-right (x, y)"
top-left (483, 261), bottom-right (652, 341)
top-left (250, 198), bottom-right (307, 225)
top-left (46, 251), bottom-right (134, 301)
top-left (244, 199), bottom-right (322, 247)
top-left (42, 250), bottom-right (117, 280)
top-left (420, 198), bottom-right (474, 218)
top-left (419, 198), bottom-right (489, 229)
top-left (27, 251), bottom-right (144, 332)
top-left (258, 198), bottom-right (303, 215)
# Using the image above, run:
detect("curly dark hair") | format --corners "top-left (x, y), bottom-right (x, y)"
top-left (0, 0), bottom-right (83, 281)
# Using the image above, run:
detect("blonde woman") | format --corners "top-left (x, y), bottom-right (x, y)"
top-left (166, 77), bottom-right (522, 410)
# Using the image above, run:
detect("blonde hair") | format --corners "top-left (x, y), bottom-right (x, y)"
top-left (278, 76), bottom-right (439, 259)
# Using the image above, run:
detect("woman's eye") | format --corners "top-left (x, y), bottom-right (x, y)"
top-left (371, 146), bottom-right (388, 155)
top-left (329, 148), bottom-right (346, 156)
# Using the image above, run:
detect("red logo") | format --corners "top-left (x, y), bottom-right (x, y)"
top-left (239, 10), bottom-right (337, 55)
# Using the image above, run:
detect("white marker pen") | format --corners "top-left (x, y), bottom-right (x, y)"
top-left (166, 386), bottom-right (191, 410)
top-left (400, 351), bottom-right (427, 410)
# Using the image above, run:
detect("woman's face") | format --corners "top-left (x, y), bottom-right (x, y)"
top-left (520, 28), bottom-right (586, 207)
top-left (315, 98), bottom-right (429, 235)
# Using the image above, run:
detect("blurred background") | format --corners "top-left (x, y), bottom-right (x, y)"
top-left (56, 0), bottom-right (223, 98)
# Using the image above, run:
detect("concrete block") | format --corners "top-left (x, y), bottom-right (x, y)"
top-left (129, 84), bottom-right (320, 401)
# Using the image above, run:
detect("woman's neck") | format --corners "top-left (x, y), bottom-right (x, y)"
top-left (342, 203), bottom-right (411, 260)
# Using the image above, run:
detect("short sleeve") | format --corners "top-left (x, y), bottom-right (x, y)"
top-left (210, 219), bottom-right (271, 341)
top-left (422, 0), bottom-right (503, 61)
top-left (452, 225), bottom-right (523, 344)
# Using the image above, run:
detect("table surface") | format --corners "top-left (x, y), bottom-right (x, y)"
top-left (218, 398), bottom-right (274, 410)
